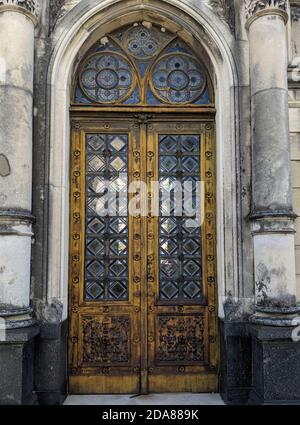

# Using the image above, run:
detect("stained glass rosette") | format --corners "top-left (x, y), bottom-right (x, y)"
top-left (150, 54), bottom-right (206, 104)
top-left (79, 52), bottom-right (135, 103)
top-left (126, 26), bottom-right (159, 59)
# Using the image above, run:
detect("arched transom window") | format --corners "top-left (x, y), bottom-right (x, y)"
top-left (73, 23), bottom-right (212, 106)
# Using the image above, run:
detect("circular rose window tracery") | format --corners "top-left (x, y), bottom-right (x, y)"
top-left (150, 54), bottom-right (206, 104)
top-left (79, 52), bottom-right (134, 104)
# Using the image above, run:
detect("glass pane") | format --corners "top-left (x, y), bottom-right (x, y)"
top-left (160, 238), bottom-right (178, 256)
top-left (79, 52), bottom-right (134, 104)
top-left (151, 53), bottom-right (206, 104)
top-left (75, 26), bottom-right (211, 105)
top-left (85, 281), bottom-right (105, 301)
top-left (108, 280), bottom-right (128, 301)
top-left (182, 156), bottom-right (199, 173)
top-left (84, 133), bottom-right (129, 301)
top-left (160, 280), bottom-right (179, 300)
top-left (158, 134), bottom-right (202, 301)
top-left (109, 259), bottom-right (128, 278)
top-left (110, 239), bottom-right (128, 256)
top-left (159, 156), bottom-right (178, 173)
top-left (159, 135), bottom-right (178, 154)
top-left (86, 238), bottom-right (105, 256)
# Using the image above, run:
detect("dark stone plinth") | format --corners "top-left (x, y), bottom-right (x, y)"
top-left (34, 319), bottom-right (68, 405)
top-left (248, 324), bottom-right (300, 405)
top-left (0, 325), bottom-right (40, 405)
top-left (219, 320), bottom-right (252, 405)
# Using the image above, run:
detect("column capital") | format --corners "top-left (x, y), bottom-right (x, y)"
top-left (245, 0), bottom-right (289, 28)
top-left (0, 0), bottom-right (40, 24)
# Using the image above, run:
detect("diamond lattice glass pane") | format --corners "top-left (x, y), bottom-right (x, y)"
top-left (160, 199), bottom-right (175, 216)
top-left (160, 259), bottom-right (179, 278)
top-left (160, 238), bottom-right (178, 256)
top-left (87, 155), bottom-right (105, 172)
top-left (160, 218), bottom-right (177, 235)
top-left (159, 136), bottom-right (178, 154)
top-left (86, 260), bottom-right (105, 278)
top-left (160, 280), bottom-right (179, 300)
top-left (159, 177), bottom-right (177, 192)
top-left (86, 217), bottom-right (106, 234)
top-left (87, 197), bottom-right (110, 216)
top-left (182, 177), bottom-right (198, 192)
top-left (110, 239), bottom-right (128, 256)
top-left (159, 156), bottom-right (178, 173)
top-left (117, 195), bottom-right (128, 216)
top-left (110, 176), bottom-right (128, 191)
top-left (109, 156), bottom-right (127, 173)
top-left (87, 176), bottom-right (107, 194)
top-left (183, 259), bottom-right (201, 277)
top-left (108, 280), bottom-right (128, 300)
top-left (183, 238), bottom-right (201, 256)
top-left (85, 281), bottom-right (105, 300)
top-left (84, 133), bottom-right (129, 302)
top-left (109, 135), bottom-right (127, 152)
top-left (182, 156), bottom-right (199, 173)
top-left (182, 220), bottom-right (200, 236)
top-left (158, 133), bottom-right (203, 301)
top-left (126, 26), bottom-right (159, 59)
top-left (109, 259), bottom-right (128, 277)
top-left (181, 136), bottom-right (199, 153)
top-left (109, 217), bottom-right (128, 234)
top-left (87, 238), bottom-right (105, 256)
top-left (183, 281), bottom-right (201, 299)
top-left (87, 134), bottom-right (106, 152)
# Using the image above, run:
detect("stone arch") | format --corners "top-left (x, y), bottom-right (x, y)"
top-left (46, 0), bottom-right (241, 320)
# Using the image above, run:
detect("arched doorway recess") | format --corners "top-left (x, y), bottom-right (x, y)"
top-left (68, 21), bottom-right (218, 394)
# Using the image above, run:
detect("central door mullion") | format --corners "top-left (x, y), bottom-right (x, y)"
top-left (139, 119), bottom-right (149, 394)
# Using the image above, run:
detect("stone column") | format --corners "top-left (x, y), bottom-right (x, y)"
top-left (246, 0), bottom-right (300, 326)
top-left (0, 1), bottom-right (39, 328)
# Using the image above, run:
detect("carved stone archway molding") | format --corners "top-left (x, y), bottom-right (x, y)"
top-left (0, 0), bottom-right (40, 18)
top-left (49, 0), bottom-right (79, 32)
top-left (207, 0), bottom-right (236, 33)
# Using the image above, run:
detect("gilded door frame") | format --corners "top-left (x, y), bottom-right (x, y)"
top-left (68, 109), bottom-right (218, 394)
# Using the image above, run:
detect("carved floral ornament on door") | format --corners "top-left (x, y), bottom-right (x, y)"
top-left (73, 23), bottom-right (213, 106)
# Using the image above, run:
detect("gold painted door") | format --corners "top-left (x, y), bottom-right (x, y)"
top-left (146, 119), bottom-right (218, 393)
top-left (69, 115), bottom-right (218, 394)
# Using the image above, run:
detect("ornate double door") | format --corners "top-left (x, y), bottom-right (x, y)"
top-left (69, 114), bottom-right (218, 394)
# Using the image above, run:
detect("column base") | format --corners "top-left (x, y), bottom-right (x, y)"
top-left (34, 320), bottom-right (68, 405)
top-left (0, 305), bottom-right (36, 329)
top-left (248, 323), bottom-right (300, 404)
top-left (219, 320), bottom-right (252, 405)
top-left (0, 325), bottom-right (40, 405)
top-left (250, 305), bottom-right (300, 327)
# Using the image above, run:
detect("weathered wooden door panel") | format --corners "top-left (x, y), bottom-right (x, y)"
top-left (68, 115), bottom-right (218, 394)
top-left (69, 119), bottom-right (143, 394)
top-left (146, 120), bottom-right (218, 393)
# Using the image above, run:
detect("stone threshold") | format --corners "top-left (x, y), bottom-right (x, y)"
top-left (64, 393), bottom-right (224, 405)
